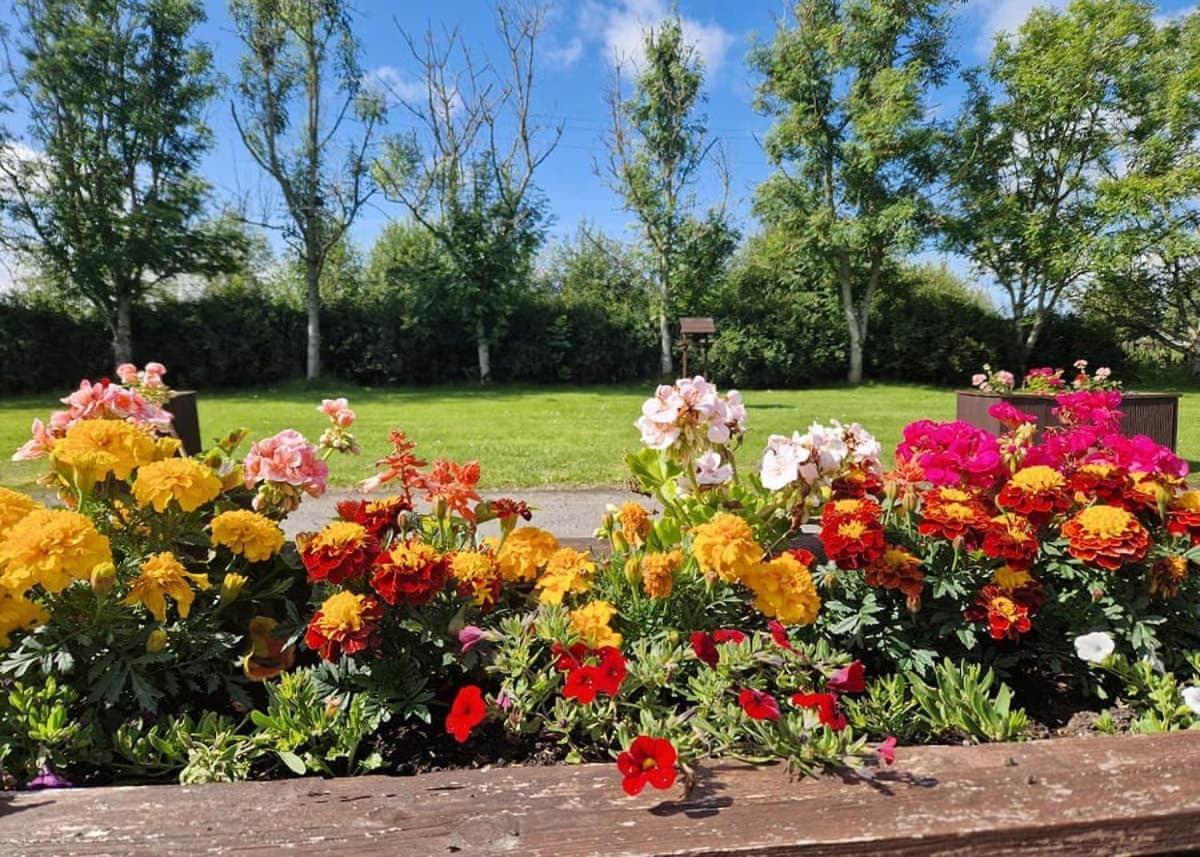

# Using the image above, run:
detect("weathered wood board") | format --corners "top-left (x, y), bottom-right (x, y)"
top-left (1, 731), bottom-right (1198, 856)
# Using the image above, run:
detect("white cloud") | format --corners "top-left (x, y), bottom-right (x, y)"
top-left (547, 36), bottom-right (584, 68)
top-left (967, 0), bottom-right (1067, 55)
top-left (579, 0), bottom-right (736, 75)
top-left (366, 65), bottom-right (425, 107)
top-left (1154, 3), bottom-right (1197, 25)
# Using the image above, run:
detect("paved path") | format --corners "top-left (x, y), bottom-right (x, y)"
top-left (282, 487), bottom-right (653, 539)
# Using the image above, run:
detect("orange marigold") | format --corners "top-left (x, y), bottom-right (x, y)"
top-left (1069, 463), bottom-right (1130, 506)
top-left (305, 591), bottom-right (382, 660)
top-left (965, 584), bottom-right (1032, 641)
top-left (819, 516), bottom-right (885, 570)
top-left (450, 549), bottom-right (503, 610)
top-left (917, 488), bottom-right (989, 545)
top-left (371, 538), bottom-right (448, 606)
top-left (981, 513), bottom-right (1038, 565)
top-left (1166, 491), bottom-right (1200, 545)
top-left (1148, 555), bottom-right (1189, 598)
top-left (297, 521), bottom-right (377, 585)
top-left (864, 545), bottom-right (924, 610)
top-left (996, 466), bottom-right (1070, 523)
top-left (494, 527), bottom-right (559, 583)
top-left (1060, 505), bottom-right (1150, 571)
top-left (617, 502), bottom-right (651, 546)
top-left (640, 550), bottom-right (682, 599)
top-left (691, 513), bottom-right (762, 583)
top-left (335, 495), bottom-right (411, 537)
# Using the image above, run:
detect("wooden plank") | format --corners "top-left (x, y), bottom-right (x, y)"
top-left (2, 732), bottom-right (1199, 856)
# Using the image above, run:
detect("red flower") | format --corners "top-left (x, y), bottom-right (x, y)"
top-left (360, 430), bottom-right (426, 499)
top-left (616, 736), bottom-right (677, 796)
top-left (827, 660), bottom-right (865, 693)
top-left (965, 584), bottom-right (1032, 640)
top-left (1069, 463), bottom-right (1130, 506)
top-left (445, 685), bottom-right (487, 743)
top-left (304, 592), bottom-right (382, 661)
top-left (767, 620), bottom-right (794, 651)
top-left (996, 465), bottom-right (1070, 524)
top-left (551, 641), bottom-right (589, 672)
top-left (712, 628), bottom-right (747, 645)
top-left (490, 498), bottom-right (533, 521)
top-left (876, 736), bottom-right (898, 766)
top-left (563, 666), bottom-right (601, 704)
top-left (864, 545), bottom-right (925, 610)
top-left (819, 516), bottom-right (885, 570)
top-left (738, 688), bottom-right (781, 721)
top-left (370, 539), bottom-right (449, 606)
top-left (1060, 505), bottom-right (1150, 571)
top-left (690, 631), bottom-right (719, 667)
top-left (336, 495), bottom-right (411, 537)
top-left (981, 513), bottom-right (1039, 565)
top-left (594, 647), bottom-right (628, 696)
top-left (297, 522), bottom-right (377, 585)
top-left (917, 487), bottom-right (989, 545)
top-left (791, 692), bottom-right (847, 731)
top-left (420, 459), bottom-right (482, 522)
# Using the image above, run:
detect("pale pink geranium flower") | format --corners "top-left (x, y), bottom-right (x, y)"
top-left (695, 451), bottom-right (732, 486)
top-left (318, 397), bottom-right (356, 428)
top-left (243, 429), bottom-right (329, 497)
top-left (760, 434), bottom-right (804, 490)
top-left (116, 363), bottom-right (140, 385)
top-left (12, 419), bottom-right (55, 461)
top-left (971, 373), bottom-right (987, 388)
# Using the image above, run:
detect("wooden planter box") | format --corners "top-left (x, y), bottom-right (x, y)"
top-left (956, 390), bottom-right (1181, 451)
top-left (2, 731), bottom-right (1198, 855)
top-left (162, 390), bottom-right (202, 456)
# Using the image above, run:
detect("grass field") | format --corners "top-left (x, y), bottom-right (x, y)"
top-left (2, 381), bottom-right (1198, 490)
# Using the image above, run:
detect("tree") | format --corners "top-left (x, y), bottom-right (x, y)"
top-left (752, 0), bottom-right (954, 384)
top-left (601, 16), bottom-right (730, 378)
top-left (230, 0), bottom-right (383, 380)
top-left (1088, 10), bottom-right (1200, 372)
top-left (0, 0), bottom-right (241, 364)
top-left (374, 3), bottom-right (558, 383)
top-left (947, 0), bottom-right (1153, 366)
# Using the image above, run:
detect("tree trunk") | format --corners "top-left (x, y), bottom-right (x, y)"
top-left (476, 318), bottom-right (491, 384)
top-left (658, 310), bottom-right (673, 378)
top-left (305, 255), bottom-right (321, 380)
top-left (113, 292), bottom-right (134, 367)
top-left (847, 321), bottom-right (863, 385)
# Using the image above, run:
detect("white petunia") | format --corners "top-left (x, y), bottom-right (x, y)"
top-left (1074, 631), bottom-right (1116, 664)
top-left (1182, 686), bottom-right (1200, 716)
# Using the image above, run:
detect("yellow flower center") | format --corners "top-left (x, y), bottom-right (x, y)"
top-left (993, 565), bottom-right (1032, 590)
top-left (313, 521), bottom-right (368, 551)
top-left (1075, 505), bottom-right (1134, 539)
top-left (1010, 465), bottom-right (1064, 493)
top-left (1175, 491), bottom-right (1200, 512)
top-left (318, 591), bottom-right (365, 633)
top-left (940, 503), bottom-right (976, 522)
top-left (837, 520), bottom-right (867, 539)
top-left (990, 596), bottom-right (1019, 621)
top-left (936, 488), bottom-right (973, 504)
top-left (832, 499), bottom-right (864, 516)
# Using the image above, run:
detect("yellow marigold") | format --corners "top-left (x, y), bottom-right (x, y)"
top-left (1173, 490), bottom-right (1200, 513)
top-left (154, 436), bottom-right (183, 461)
top-left (0, 590), bottom-right (48, 648)
top-left (122, 552), bottom-right (210, 623)
top-left (536, 547), bottom-right (596, 605)
top-left (132, 457), bottom-right (223, 512)
top-left (450, 549), bottom-right (502, 608)
top-left (569, 600), bottom-right (622, 648)
top-left (0, 487), bottom-right (41, 538)
top-left (0, 509), bottom-right (111, 594)
top-left (993, 564), bottom-right (1033, 591)
top-left (740, 553), bottom-right (821, 626)
top-left (641, 550), bottom-right (682, 599)
top-left (691, 513), bottom-right (762, 583)
top-left (50, 419), bottom-right (156, 483)
top-left (495, 527), bottom-right (559, 583)
top-left (618, 502), bottom-right (651, 545)
top-left (1009, 465), bottom-right (1066, 492)
top-left (211, 510), bottom-right (284, 562)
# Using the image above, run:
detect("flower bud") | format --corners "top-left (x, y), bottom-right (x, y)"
top-left (146, 628), bottom-right (168, 653)
top-left (624, 556), bottom-right (642, 585)
top-left (90, 562), bottom-right (117, 596)
top-left (220, 572), bottom-right (248, 603)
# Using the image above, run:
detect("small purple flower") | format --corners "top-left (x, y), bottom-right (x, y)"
top-left (458, 625), bottom-right (486, 654)
top-left (28, 765), bottom-right (72, 790)
top-left (495, 688), bottom-right (514, 710)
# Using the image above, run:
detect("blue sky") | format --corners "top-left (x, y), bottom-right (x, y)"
top-left (7, 0), bottom-right (1200, 274)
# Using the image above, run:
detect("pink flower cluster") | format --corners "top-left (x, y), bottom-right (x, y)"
top-left (760, 421), bottom-right (881, 492)
top-left (635, 376), bottom-right (746, 452)
top-left (896, 420), bottom-right (1003, 488)
top-left (1053, 391), bottom-right (1124, 434)
top-left (115, 361), bottom-right (167, 394)
top-left (987, 401), bottom-right (1036, 430)
top-left (12, 375), bottom-right (174, 461)
top-left (243, 429), bottom-right (329, 497)
top-left (318, 398), bottom-right (356, 428)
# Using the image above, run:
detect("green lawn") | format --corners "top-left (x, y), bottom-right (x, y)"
top-left (2, 381), bottom-right (1198, 490)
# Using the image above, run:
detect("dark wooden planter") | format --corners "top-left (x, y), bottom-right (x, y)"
top-left (162, 390), bottom-right (202, 456)
top-left (956, 390), bottom-right (1181, 451)
top-left (2, 731), bottom-right (1198, 855)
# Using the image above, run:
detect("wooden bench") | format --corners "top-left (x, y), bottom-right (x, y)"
top-left (2, 731), bottom-right (1197, 855)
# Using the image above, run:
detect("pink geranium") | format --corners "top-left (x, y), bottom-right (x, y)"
top-left (1053, 391), bottom-right (1124, 433)
top-left (318, 397), bottom-right (356, 428)
top-left (1099, 433), bottom-right (1188, 479)
top-left (896, 420), bottom-right (1003, 488)
top-left (243, 429), bottom-right (329, 497)
top-left (987, 401), bottom-right (1036, 430)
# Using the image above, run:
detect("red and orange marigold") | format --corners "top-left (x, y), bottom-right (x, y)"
top-left (981, 513), bottom-right (1039, 565)
top-left (305, 591), bottom-right (382, 660)
top-left (1060, 505), bottom-right (1150, 571)
top-left (1069, 463), bottom-right (1130, 506)
top-left (1166, 491), bottom-right (1200, 545)
top-left (335, 495), bottom-right (411, 537)
top-left (370, 538), bottom-right (449, 606)
top-left (297, 521), bottom-right (377, 585)
top-left (965, 584), bottom-right (1032, 641)
top-left (864, 545), bottom-right (925, 610)
top-left (1148, 555), bottom-right (1189, 598)
top-left (917, 487), bottom-right (989, 545)
top-left (996, 465), bottom-right (1070, 523)
top-left (819, 515), bottom-right (885, 570)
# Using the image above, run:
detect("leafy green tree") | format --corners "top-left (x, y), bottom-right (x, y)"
top-left (752, 0), bottom-right (953, 384)
top-left (947, 0), bottom-right (1154, 365)
top-left (0, 0), bottom-right (242, 364)
top-left (374, 3), bottom-right (558, 383)
top-left (601, 16), bottom-right (731, 377)
top-left (1088, 10), bottom-right (1200, 373)
top-left (230, 0), bottom-right (384, 380)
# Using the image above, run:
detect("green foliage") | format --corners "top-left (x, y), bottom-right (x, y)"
top-left (250, 668), bottom-right (386, 776)
top-left (0, 677), bottom-right (101, 781)
top-left (0, 0), bottom-right (243, 361)
top-left (906, 659), bottom-right (1029, 743)
top-left (114, 711), bottom-right (260, 784)
top-left (1082, 652), bottom-right (1200, 734)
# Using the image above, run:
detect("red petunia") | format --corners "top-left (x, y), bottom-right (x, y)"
top-left (690, 629), bottom-right (745, 668)
top-left (370, 538), bottom-right (449, 606)
top-left (594, 647), bottom-right (628, 696)
top-left (738, 688), bottom-right (781, 721)
top-left (445, 685), bottom-right (487, 743)
top-left (616, 736), bottom-right (677, 796)
top-left (767, 619), bottom-right (794, 651)
top-left (827, 660), bottom-right (865, 693)
top-left (712, 628), bottom-right (747, 645)
top-left (563, 666), bottom-right (601, 704)
top-left (552, 641), bottom-right (589, 672)
top-left (876, 736), bottom-right (898, 766)
top-left (791, 692), bottom-right (847, 731)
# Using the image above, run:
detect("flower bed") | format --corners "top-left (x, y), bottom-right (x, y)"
top-left (0, 367), bottom-right (1197, 798)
